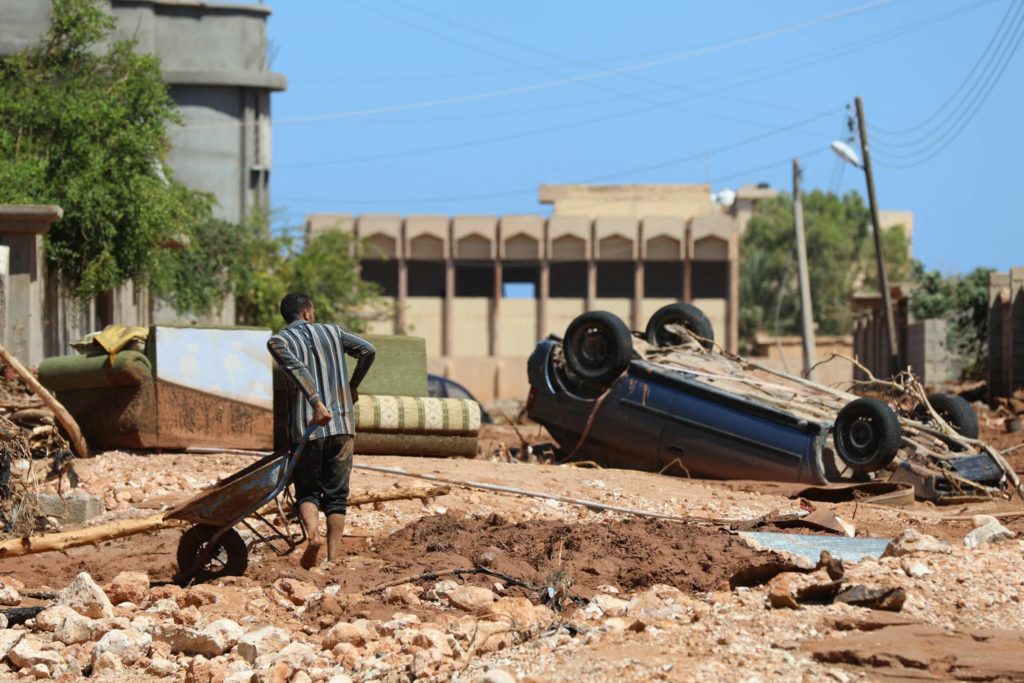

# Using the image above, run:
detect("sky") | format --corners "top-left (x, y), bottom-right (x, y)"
top-left (266, 0), bottom-right (1024, 275)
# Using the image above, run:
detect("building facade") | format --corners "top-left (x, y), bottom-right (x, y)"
top-left (0, 0), bottom-right (285, 335)
top-left (308, 184), bottom-right (774, 402)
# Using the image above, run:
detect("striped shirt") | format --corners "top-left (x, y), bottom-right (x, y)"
top-left (267, 321), bottom-right (376, 443)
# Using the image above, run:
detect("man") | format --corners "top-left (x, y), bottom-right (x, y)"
top-left (267, 293), bottom-right (375, 568)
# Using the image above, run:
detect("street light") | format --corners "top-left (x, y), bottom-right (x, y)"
top-left (830, 140), bottom-right (861, 169)
top-left (832, 96), bottom-right (901, 378)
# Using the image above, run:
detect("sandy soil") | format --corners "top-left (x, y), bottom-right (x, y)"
top-left (0, 418), bottom-right (1021, 682)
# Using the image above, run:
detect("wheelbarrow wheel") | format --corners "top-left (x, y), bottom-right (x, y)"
top-left (176, 524), bottom-right (248, 584)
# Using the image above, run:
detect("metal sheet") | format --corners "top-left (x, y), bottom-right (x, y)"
top-left (154, 326), bottom-right (272, 410)
top-left (740, 531), bottom-right (890, 564)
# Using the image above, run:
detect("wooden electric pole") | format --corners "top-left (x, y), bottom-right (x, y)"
top-left (792, 158), bottom-right (816, 378)
top-left (855, 96), bottom-right (900, 378)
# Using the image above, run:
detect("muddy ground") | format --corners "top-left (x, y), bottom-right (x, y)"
top-left (0, 418), bottom-right (1022, 682)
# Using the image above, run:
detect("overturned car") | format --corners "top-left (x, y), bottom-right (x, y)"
top-left (527, 305), bottom-right (1016, 500)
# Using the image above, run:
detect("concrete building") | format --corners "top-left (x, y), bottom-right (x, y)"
top-left (308, 184), bottom-right (773, 402)
top-left (0, 0), bottom-right (285, 225)
top-left (0, 0), bottom-right (284, 336)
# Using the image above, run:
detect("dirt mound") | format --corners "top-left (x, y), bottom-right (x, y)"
top-left (361, 512), bottom-right (768, 598)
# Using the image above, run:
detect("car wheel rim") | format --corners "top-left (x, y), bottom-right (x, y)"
top-left (576, 326), bottom-right (611, 369)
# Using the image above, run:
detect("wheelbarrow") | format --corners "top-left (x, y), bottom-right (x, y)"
top-left (166, 422), bottom-right (318, 583)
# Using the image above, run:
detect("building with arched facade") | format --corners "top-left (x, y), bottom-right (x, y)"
top-left (307, 183), bottom-right (776, 401)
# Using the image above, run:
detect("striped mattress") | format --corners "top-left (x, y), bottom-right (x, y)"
top-left (355, 395), bottom-right (481, 435)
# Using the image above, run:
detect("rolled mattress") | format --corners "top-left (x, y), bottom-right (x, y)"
top-left (355, 395), bottom-right (481, 435)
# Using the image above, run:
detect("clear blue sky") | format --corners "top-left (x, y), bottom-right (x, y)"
top-left (266, 0), bottom-right (1023, 275)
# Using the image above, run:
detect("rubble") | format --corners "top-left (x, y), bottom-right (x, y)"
top-left (0, 430), bottom-right (1018, 682)
top-left (54, 572), bottom-right (114, 619)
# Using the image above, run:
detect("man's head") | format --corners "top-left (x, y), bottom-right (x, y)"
top-left (280, 293), bottom-right (315, 323)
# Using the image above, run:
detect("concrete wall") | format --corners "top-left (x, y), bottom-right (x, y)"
top-left (988, 267), bottom-right (1024, 399)
top-left (906, 319), bottom-right (950, 388)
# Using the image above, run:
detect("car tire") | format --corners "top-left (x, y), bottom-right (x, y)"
top-left (917, 393), bottom-right (979, 439)
top-left (645, 302), bottom-right (715, 349)
top-left (563, 311), bottom-right (633, 387)
top-left (833, 398), bottom-right (902, 475)
top-left (176, 524), bottom-right (248, 584)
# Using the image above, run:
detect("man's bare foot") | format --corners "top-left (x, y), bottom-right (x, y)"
top-left (300, 541), bottom-right (322, 569)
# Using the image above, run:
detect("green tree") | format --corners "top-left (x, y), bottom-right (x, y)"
top-left (910, 267), bottom-right (992, 380)
top-left (0, 0), bottom-right (212, 298)
top-left (740, 190), bottom-right (912, 350)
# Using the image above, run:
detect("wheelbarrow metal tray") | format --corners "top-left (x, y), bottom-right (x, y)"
top-left (166, 452), bottom-right (288, 527)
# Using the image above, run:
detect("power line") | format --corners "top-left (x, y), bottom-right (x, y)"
top-left (274, 109), bottom-right (840, 207)
top-left (277, 1), bottom-right (993, 170)
top-left (870, 0), bottom-right (1020, 137)
top-left (277, 99), bottom-right (836, 171)
top-left (186, 0), bottom-right (900, 130)
top-left (281, 0), bottom-right (994, 130)
top-left (872, 1), bottom-right (1024, 167)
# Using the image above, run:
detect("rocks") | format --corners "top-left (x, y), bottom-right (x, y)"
top-left (55, 572), bottom-right (114, 619)
top-left (625, 584), bottom-right (691, 620)
top-left (591, 593), bottom-right (629, 617)
top-left (107, 571), bottom-right (150, 605)
top-left (447, 586), bottom-right (498, 614)
top-left (321, 620), bottom-right (375, 649)
top-left (25, 490), bottom-right (104, 524)
top-left (0, 630), bottom-right (24, 660)
top-left (92, 650), bottom-right (125, 677)
top-left (54, 611), bottom-right (105, 645)
top-left (91, 629), bottom-right (152, 667)
top-left (478, 669), bottom-right (517, 683)
top-left (0, 584), bottom-right (21, 606)
top-left (8, 636), bottom-right (64, 672)
top-left (34, 605), bottom-right (78, 632)
top-left (161, 618), bottom-right (244, 657)
top-left (767, 573), bottom-right (801, 610)
top-left (882, 529), bottom-right (951, 557)
top-left (236, 626), bottom-right (290, 664)
top-left (487, 596), bottom-right (552, 631)
top-left (272, 578), bottom-right (318, 606)
top-left (964, 516), bottom-right (1017, 548)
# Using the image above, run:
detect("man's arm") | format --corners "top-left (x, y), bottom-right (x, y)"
top-left (267, 334), bottom-right (321, 406)
top-left (341, 330), bottom-right (376, 390)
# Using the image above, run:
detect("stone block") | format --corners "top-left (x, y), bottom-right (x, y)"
top-left (26, 491), bottom-right (104, 523)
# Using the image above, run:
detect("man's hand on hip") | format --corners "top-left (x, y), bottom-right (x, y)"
top-left (350, 387), bottom-right (360, 404)
top-left (312, 400), bottom-right (333, 426)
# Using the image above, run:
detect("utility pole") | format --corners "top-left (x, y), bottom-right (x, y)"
top-left (792, 158), bottom-right (816, 378)
top-left (855, 96), bottom-right (900, 378)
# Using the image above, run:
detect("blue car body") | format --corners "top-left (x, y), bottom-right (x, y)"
top-left (527, 337), bottom-right (834, 484)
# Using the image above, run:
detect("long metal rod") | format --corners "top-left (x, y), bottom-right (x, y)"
top-left (353, 463), bottom-right (736, 525)
top-left (855, 96), bottom-right (900, 377)
top-left (792, 158), bottom-right (817, 378)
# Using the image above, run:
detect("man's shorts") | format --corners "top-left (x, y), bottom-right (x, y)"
top-left (292, 434), bottom-right (354, 516)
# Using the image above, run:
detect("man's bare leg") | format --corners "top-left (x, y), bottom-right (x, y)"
top-left (326, 513), bottom-right (346, 562)
top-left (299, 501), bottom-right (322, 569)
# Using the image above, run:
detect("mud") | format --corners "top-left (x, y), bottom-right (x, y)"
top-left (285, 513), bottom-right (772, 600)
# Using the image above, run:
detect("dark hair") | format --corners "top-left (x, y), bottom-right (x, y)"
top-left (280, 293), bottom-right (313, 322)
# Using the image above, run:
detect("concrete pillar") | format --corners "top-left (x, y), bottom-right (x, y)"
top-left (585, 220), bottom-right (596, 312)
top-left (683, 224), bottom-right (693, 303)
top-left (396, 220), bottom-right (408, 334)
top-left (491, 223), bottom-right (503, 357)
top-left (538, 258), bottom-right (550, 341)
top-left (443, 220), bottom-right (455, 357)
top-left (0, 205), bottom-right (62, 366)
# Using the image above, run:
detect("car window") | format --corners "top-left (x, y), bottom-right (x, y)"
top-left (445, 381), bottom-right (473, 401)
top-left (427, 376), bottom-right (444, 398)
